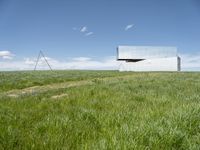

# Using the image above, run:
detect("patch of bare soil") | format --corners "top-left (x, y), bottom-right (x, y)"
top-left (51, 93), bottom-right (68, 99)
top-left (5, 80), bottom-right (93, 98)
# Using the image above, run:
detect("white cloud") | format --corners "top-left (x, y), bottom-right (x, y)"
top-left (0, 56), bottom-right (119, 71)
top-left (0, 51), bottom-right (14, 60)
top-left (38, 56), bottom-right (118, 70)
top-left (125, 24), bottom-right (134, 31)
top-left (1, 53), bottom-right (200, 71)
top-left (62, 56), bottom-right (118, 70)
top-left (180, 53), bottom-right (200, 71)
top-left (72, 57), bottom-right (92, 61)
top-left (85, 32), bottom-right (94, 36)
top-left (73, 26), bottom-right (94, 36)
top-left (80, 26), bottom-right (87, 32)
top-left (1, 56), bottom-right (13, 60)
top-left (24, 58), bottom-right (36, 65)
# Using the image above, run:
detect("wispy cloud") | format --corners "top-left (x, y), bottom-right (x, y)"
top-left (125, 24), bottom-right (134, 31)
top-left (0, 50), bottom-right (14, 60)
top-left (73, 26), bottom-right (94, 36)
top-left (80, 26), bottom-right (87, 33)
top-left (85, 32), bottom-right (94, 36)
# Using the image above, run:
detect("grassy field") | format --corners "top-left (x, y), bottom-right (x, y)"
top-left (0, 71), bottom-right (200, 149)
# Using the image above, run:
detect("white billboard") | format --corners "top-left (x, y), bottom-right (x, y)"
top-left (117, 46), bottom-right (181, 71)
top-left (119, 57), bottom-right (179, 71)
top-left (117, 46), bottom-right (177, 60)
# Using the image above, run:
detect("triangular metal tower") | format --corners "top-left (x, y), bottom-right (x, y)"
top-left (34, 50), bottom-right (53, 71)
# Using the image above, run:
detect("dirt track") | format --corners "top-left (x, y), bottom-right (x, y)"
top-left (2, 74), bottom-right (136, 98)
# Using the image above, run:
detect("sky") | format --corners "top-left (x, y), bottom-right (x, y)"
top-left (0, 0), bottom-right (200, 70)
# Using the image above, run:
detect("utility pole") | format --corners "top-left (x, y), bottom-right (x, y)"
top-left (34, 50), bottom-right (53, 71)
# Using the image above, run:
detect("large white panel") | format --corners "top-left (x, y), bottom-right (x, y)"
top-left (117, 46), bottom-right (177, 59)
top-left (119, 57), bottom-right (178, 71)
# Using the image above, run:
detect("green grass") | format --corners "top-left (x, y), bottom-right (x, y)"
top-left (0, 70), bottom-right (132, 92)
top-left (0, 71), bottom-right (200, 149)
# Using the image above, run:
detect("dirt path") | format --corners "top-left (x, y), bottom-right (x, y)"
top-left (2, 74), bottom-right (136, 98)
top-left (5, 80), bottom-right (93, 98)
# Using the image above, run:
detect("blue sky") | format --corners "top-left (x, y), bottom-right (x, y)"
top-left (0, 0), bottom-right (200, 70)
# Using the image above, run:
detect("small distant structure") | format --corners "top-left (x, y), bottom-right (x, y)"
top-left (34, 50), bottom-right (53, 71)
top-left (117, 46), bottom-right (181, 71)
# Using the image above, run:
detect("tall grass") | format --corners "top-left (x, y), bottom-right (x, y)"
top-left (0, 71), bottom-right (199, 149)
top-left (0, 70), bottom-right (132, 92)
